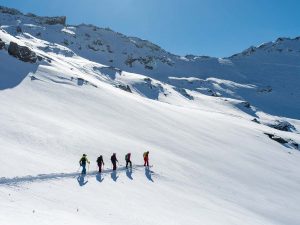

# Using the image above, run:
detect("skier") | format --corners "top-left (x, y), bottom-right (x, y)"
top-left (111, 153), bottom-right (118, 171)
top-left (79, 154), bottom-right (90, 175)
top-left (125, 153), bottom-right (132, 168)
top-left (143, 151), bottom-right (149, 167)
top-left (96, 155), bottom-right (104, 173)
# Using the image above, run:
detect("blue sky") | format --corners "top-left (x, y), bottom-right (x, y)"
top-left (1, 0), bottom-right (300, 57)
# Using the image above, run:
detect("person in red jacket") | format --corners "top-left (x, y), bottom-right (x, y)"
top-left (143, 151), bottom-right (149, 167)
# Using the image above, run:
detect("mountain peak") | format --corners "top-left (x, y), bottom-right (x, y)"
top-left (0, 5), bottom-right (66, 26)
top-left (0, 5), bottom-right (22, 15)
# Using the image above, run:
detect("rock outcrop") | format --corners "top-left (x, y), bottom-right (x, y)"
top-left (0, 6), bottom-right (22, 15)
top-left (0, 38), bottom-right (5, 50)
top-left (268, 120), bottom-right (296, 132)
top-left (264, 133), bottom-right (299, 150)
top-left (40, 16), bottom-right (66, 26)
top-left (8, 42), bottom-right (37, 63)
top-left (0, 6), bottom-right (66, 26)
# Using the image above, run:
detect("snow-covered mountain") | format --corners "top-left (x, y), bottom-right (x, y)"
top-left (1, 5), bottom-right (300, 119)
top-left (0, 6), bottom-right (300, 225)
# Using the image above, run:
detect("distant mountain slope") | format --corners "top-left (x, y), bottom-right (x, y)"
top-left (1, 5), bottom-right (300, 119)
top-left (1, 6), bottom-right (300, 119)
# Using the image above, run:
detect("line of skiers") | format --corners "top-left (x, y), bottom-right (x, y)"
top-left (79, 151), bottom-right (150, 175)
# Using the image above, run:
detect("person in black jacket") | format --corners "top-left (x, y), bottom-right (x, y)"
top-left (111, 153), bottom-right (118, 171)
top-left (125, 153), bottom-right (132, 168)
top-left (96, 155), bottom-right (104, 173)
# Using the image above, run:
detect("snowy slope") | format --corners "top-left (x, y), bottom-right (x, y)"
top-left (0, 6), bottom-right (300, 225)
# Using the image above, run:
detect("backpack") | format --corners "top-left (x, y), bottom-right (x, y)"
top-left (125, 154), bottom-right (129, 161)
top-left (97, 156), bottom-right (102, 164)
top-left (111, 155), bottom-right (115, 163)
top-left (80, 156), bottom-right (87, 164)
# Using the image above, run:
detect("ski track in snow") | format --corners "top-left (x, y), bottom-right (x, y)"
top-left (0, 165), bottom-right (154, 186)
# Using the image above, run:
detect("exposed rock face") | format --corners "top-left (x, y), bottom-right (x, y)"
top-left (0, 6), bottom-right (66, 26)
top-left (252, 118), bottom-right (260, 124)
top-left (264, 133), bottom-right (299, 150)
top-left (241, 101), bottom-right (251, 108)
top-left (117, 84), bottom-right (132, 93)
top-left (0, 38), bottom-right (5, 50)
top-left (0, 6), bottom-right (22, 15)
top-left (26, 13), bottom-right (37, 17)
top-left (264, 133), bottom-right (288, 144)
top-left (125, 55), bottom-right (156, 70)
top-left (40, 16), bottom-right (66, 26)
top-left (268, 120), bottom-right (296, 132)
top-left (8, 42), bottom-right (37, 63)
top-left (77, 78), bottom-right (86, 86)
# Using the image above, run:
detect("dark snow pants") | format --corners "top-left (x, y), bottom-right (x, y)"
top-left (81, 163), bottom-right (86, 174)
top-left (126, 160), bottom-right (132, 168)
top-left (112, 162), bottom-right (117, 171)
top-left (98, 163), bottom-right (102, 173)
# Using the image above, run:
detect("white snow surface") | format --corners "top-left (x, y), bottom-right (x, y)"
top-left (0, 7), bottom-right (300, 225)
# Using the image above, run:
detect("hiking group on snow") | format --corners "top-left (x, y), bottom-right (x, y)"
top-left (79, 151), bottom-right (150, 175)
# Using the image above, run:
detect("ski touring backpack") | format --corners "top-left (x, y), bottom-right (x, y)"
top-left (80, 156), bottom-right (87, 165)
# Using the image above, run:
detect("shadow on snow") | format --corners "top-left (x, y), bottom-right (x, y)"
top-left (77, 174), bottom-right (88, 186)
top-left (145, 167), bottom-right (154, 182)
top-left (0, 165), bottom-right (151, 186)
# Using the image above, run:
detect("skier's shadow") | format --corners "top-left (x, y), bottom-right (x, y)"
top-left (77, 175), bottom-right (88, 186)
top-left (96, 173), bottom-right (104, 182)
top-left (145, 167), bottom-right (154, 182)
top-left (111, 171), bottom-right (119, 182)
top-left (126, 168), bottom-right (133, 180)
